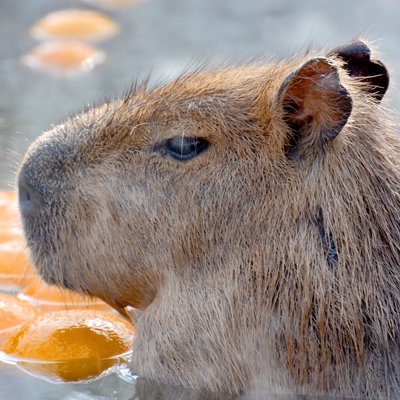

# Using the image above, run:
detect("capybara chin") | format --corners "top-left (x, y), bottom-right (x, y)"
top-left (17, 39), bottom-right (399, 398)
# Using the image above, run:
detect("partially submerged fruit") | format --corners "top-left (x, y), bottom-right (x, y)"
top-left (22, 41), bottom-right (105, 76)
top-left (0, 191), bottom-right (19, 227)
top-left (81, 0), bottom-right (143, 7)
top-left (0, 240), bottom-right (36, 290)
top-left (0, 226), bottom-right (23, 244)
top-left (30, 9), bottom-right (120, 41)
top-left (4, 309), bottom-right (135, 381)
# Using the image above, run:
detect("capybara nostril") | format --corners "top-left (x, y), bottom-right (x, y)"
top-left (18, 173), bottom-right (44, 219)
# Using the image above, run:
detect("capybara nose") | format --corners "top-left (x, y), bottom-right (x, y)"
top-left (17, 132), bottom-right (71, 220)
top-left (18, 173), bottom-right (44, 218)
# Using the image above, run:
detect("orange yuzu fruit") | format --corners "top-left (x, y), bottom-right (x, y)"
top-left (0, 191), bottom-right (19, 226)
top-left (22, 41), bottom-right (106, 75)
top-left (0, 240), bottom-right (36, 289)
top-left (30, 9), bottom-right (119, 41)
top-left (4, 309), bottom-right (134, 381)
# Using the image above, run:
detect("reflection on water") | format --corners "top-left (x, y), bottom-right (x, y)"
top-left (0, 362), bottom-right (136, 400)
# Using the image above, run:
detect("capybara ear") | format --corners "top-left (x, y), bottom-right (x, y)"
top-left (327, 40), bottom-right (389, 101)
top-left (278, 57), bottom-right (352, 158)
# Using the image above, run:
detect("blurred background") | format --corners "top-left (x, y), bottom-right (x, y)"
top-left (1, 0), bottom-right (400, 189)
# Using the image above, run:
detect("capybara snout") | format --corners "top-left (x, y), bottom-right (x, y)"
top-left (18, 39), bottom-right (400, 399)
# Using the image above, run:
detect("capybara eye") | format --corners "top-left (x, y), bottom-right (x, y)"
top-left (164, 137), bottom-right (209, 160)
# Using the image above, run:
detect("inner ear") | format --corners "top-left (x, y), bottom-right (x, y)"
top-left (327, 40), bottom-right (389, 101)
top-left (277, 57), bottom-right (352, 158)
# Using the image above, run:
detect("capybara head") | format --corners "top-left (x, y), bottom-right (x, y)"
top-left (18, 40), bottom-right (399, 398)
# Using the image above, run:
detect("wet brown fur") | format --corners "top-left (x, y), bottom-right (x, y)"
top-left (19, 41), bottom-right (400, 398)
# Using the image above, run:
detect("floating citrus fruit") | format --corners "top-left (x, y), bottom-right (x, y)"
top-left (30, 9), bottom-right (120, 41)
top-left (0, 225), bottom-right (23, 244)
top-left (0, 191), bottom-right (19, 226)
top-left (0, 191), bottom-right (17, 208)
top-left (22, 41), bottom-right (106, 76)
top-left (19, 276), bottom-right (111, 312)
top-left (81, 0), bottom-right (142, 7)
top-left (0, 294), bottom-right (41, 349)
top-left (4, 310), bottom-right (135, 382)
top-left (0, 240), bottom-right (36, 289)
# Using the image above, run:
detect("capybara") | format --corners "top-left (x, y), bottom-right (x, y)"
top-left (17, 39), bottom-right (399, 399)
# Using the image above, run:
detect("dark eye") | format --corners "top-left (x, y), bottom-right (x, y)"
top-left (165, 137), bottom-right (209, 160)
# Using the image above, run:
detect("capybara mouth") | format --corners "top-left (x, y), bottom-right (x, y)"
top-left (18, 171), bottom-right (77, 290)
top-left (18, 164), bottom-right (155, 311)
top-left (20, 214), bottom-right (70, 289)
top-left (18, 201), bottom-right (55, 278)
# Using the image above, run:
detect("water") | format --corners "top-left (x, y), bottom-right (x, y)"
top-left (1, 0), bottom-right (399, 398)
top-left (0, 363), bottom-right (347, 400)
top-left (0, 362), bottom-right (137, 400)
